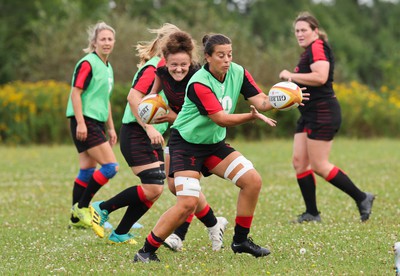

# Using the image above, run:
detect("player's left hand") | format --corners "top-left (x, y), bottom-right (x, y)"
top-left (250, 105), bottom-right (277, 127)
top-left (108, 128), bottom-right (117, 146)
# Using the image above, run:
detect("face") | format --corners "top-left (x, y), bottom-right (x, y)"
top-left (205, 44), bottom-right (232, 79)
top-left (294, 21), bottom-right (318, 48)
top-left (165, 52), bottom-right (191, 81)
top-left (94, 29), bottom-right (115, 57)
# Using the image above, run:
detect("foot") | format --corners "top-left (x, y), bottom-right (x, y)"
top-left (68, 216), bottom-right (90, 229)
top-left (357, 192), bottom-right (375, 222)
top-left (163, 233), bottom-right (183, 252)
top-left (71, 203), bottom-right (92, 227)
top-left (207, 217), bottom-right (228, 251)
top-left (133, 250), bottom-right (160, 263)
top-left (231, 237), bottom-right (270, 258)
top-left (296, 212), bottom-right (321, 223)
top-left (90, 201), bottom-right (109, 238)
top-left (108, 230), bottom-right (137, 245)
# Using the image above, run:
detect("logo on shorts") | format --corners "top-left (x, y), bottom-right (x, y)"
top-left (190, 156), bottom-right (196, 166)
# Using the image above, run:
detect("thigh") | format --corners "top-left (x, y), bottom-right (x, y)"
top-left (70, 117), bottom-right (108, 153)
top-left (87, 141), bottom-right (117, 164)
top-left (307, 138), bottom-right (334, 177)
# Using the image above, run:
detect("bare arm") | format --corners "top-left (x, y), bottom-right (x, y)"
top-left (279, 60), bottom-right (329, 86)
top-left (70, 87), bottom-right (87, 141)
top-left (247, 93), bottom-right (273, 112)
top-left (106, 102), bottom-right (117, 146)
top-left (208, 106), bottom-right (276, 128)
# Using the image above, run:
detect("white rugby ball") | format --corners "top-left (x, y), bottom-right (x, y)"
top-left (268, 81), bottom-right (302, 111)
top-left (138, 94), bottom-right (167, 124)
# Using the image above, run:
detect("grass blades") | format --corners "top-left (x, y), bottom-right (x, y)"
top-left (0, 138), bottom-right (398, 275)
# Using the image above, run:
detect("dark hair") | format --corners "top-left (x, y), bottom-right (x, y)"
top-left (202, 34), bottom-right (231, 56)
top-left (162, 31), bottom-right (196, 61)
top-left (294, 11), bottom-right (328, 42)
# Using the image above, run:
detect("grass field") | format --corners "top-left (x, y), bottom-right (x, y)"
top-left (0, 138), bottom-right (399, 275)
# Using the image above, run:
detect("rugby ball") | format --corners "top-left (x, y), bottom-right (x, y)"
top-left (138, 94), bottom-right (167, 124)
top-left (268, 81), bottom-right (302, 111)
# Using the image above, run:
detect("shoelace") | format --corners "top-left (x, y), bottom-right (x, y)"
top-left (247, 237), bottom-right (261, 249)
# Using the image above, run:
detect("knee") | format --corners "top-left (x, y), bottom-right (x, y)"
top-left (237, 171), bottom-right (262, 193)
top-left (100, 163), bottom-right (118, 179)
top-left (142, 184), bottom-right (164, 202)
top-left (138, 168), bottom-right (166, 185)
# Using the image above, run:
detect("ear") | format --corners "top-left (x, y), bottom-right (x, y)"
top-left (205, 53), bottom-right (212, 63)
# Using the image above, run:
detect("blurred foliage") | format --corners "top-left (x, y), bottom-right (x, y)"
top-left (1, 80), bottom-right (399, 144)
top-left (0, 0), bottom-right (399, 89)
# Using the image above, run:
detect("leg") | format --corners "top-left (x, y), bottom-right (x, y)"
top-left (134, 171), bottom-right (201, 262)
top-left (307, 138), bottom-right (374, 221)
top-left (292, 133), bottom-right (320, 222)
top-left (212, 151), bottom-right (270, 258)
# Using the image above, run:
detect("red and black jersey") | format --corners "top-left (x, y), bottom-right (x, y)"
top-left (156, 62), bottom-right (201, 114)
top-left (294, 39), bottom-right (335, 102)
top-left (72, 61), bottom-right (92, 90)
top-left (132, 65), bottom-right (157, 95)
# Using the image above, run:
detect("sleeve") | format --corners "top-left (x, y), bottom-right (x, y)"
top-left (187, 83), bottom-right (223, 115)
top-left (240, 69), bottom-right (262, 99)
top-left (132, 65), bottom-right (156, 94)
top-left (73, 61), bottom-right (92, 90)
top-left (310, 39), bottom-right (328, 63)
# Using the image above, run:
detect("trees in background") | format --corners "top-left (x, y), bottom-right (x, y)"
top-left (0, 0), bottom-right (399, 89)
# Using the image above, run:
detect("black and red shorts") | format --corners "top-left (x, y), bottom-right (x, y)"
top-left (168, 129), bottom-right (235, 177)
top-left (296, 97), bottom-right (342, 141)
top-left (70, 116), bottom-right (108, 153)
top-left (120, 123), bottom-right (164, 167)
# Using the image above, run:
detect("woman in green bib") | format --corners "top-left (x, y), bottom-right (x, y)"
top-left (134, 34), bottom-right (277, 263)
top-left (66, 22), bottom-right (118, 229)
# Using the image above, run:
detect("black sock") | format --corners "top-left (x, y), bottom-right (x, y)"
top-left (174, 222), bottom-right (191, 241)
top-left (197, 207), bottom-right (217, 228)
top-left (297, 170), bottom-right (319, 215)
top-left (115, 186), bottom-right (150, 234)
top-left (326, 167), bottom-right (365, 202)
top-left (71, 182), bottom-right (86, 221)
top-left (233, 224), bottom-right (249, 244)
top-left (72, 182), bottom-right (86, 205)
top-left (141, 232), bottom-right (163, 253)
top-left (100, 186), bottom-right (139, 213)
top-left (78, 177), bottom-right (102, 208)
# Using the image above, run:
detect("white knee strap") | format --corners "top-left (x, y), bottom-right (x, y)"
top-left (224, 156), bottom-right (254, 184)
top-left (175, 176), bottom-right (201, 197)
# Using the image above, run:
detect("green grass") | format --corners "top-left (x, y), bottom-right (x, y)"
top-left (0, 138), bottom-right (398, 275)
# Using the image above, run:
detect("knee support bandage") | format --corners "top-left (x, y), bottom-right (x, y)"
top-left (224, 156), bottom-right (254, 184)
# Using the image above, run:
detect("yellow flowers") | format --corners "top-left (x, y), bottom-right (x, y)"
top-left (0, 80), bottom-right (70, 144)
top-left (0, 80), bottom-right (399, 144)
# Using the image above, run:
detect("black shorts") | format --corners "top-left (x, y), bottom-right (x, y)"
top-left (296, 97), bottom-right (342, 141)
top-left (120, 123), bottom-right (164, 167)
top-left (70, 116), bottom-right (108, 153)
top-left (168, 129), bottom-right (236, 177)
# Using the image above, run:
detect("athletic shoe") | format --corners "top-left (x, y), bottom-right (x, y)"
top-left (133, 250), bottom-right (160, 263)
top-left (68, 217), bottom-right (90, 229)
top-left (357, 192), bottom-right (375, 222)
top-left (296, 212), bottom-right (321, 223)
top-left (207, 217), bottom-right (228, 251)
top-left (90, 201), bottom-right (109, 238)
top-left (231, 237), bottom-right (271, 258)
top-left (163, 233), bottom-right (183, 252)
top-left (108, 230), bottom-right (137, 245)
top-left (71, 203), bottom-right (92, 227)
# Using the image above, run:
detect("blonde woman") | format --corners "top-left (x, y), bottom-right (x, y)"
top-left (66, 22), bottom-right (118, 229)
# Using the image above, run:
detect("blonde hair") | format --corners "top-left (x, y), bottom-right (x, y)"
top-left (135, 23), bottom-right (181, 67)
top-left (294, 11), bottom-right (328, 42)
top-left (83, 22), bottom-right (115, 53)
